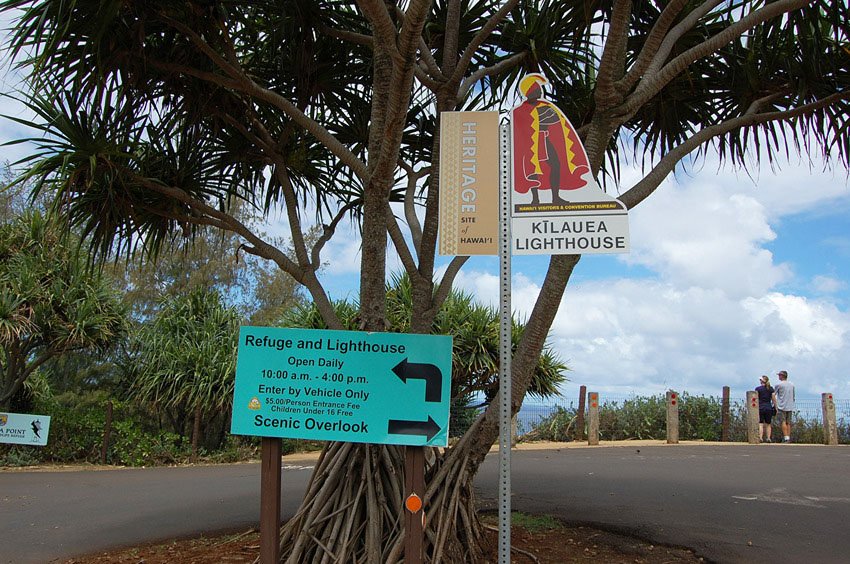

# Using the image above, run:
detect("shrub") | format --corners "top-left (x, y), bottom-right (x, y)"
top-left (526, 393), bottom-right (846, 444)
top-left (524, 406), bottom-right (577, 441)
top-left (679, 394), bottom-right (723, 441)
top-left (0, 445), bottom-right (41, 466)
top-left (598, 395), bottom-right (666, 440)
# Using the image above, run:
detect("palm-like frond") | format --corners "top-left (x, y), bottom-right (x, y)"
top-left (130, 289), bottom-right (240, 415)
top-left (0, 210), bottom-right (127, 405)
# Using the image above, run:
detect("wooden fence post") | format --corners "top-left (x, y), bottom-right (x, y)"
top-left (721, 386), bottom-right (730, 442)
top-left (575, 385), bottom-right (586, 441)
top-left (666, 391), bottom-right (679, 444)
top-left (822, 393), bottom-right (838, 446)
top-left (746, 391), bottom-right (760, 444)
top-left (587, 392), bottom-right (599, 446)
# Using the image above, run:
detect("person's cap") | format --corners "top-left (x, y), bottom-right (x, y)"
top-left (777, 370), bottom-right (788, 377)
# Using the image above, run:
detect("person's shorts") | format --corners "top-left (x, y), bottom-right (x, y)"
top-left (759, 409), bottom-right (773, 424)
top-left (777, 410), bottom-right (793, 424)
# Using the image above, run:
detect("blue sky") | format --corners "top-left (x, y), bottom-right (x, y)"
top-left (2, 15), bottom-right (848, 404)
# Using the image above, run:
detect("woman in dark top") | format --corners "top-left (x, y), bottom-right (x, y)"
top-left (755, 375), bottom-right (776, 443)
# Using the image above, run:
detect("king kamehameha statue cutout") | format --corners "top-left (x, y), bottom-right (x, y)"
top-left (510, 73), bottom-right (629, 255)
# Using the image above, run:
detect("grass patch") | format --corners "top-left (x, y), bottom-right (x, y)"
top-left (510, 512), bottom-right (562, 533)
top-left (482, 511), bottom-right (563, 534)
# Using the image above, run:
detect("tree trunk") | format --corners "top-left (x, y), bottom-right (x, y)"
top-left (276, 255), bottom-right (582, 563)
top-left (278, 434), bottom-right (490, 563)
top-left (191, 404), bottom-right (202, 461)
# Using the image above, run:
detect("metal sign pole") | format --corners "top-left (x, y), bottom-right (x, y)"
top-left (498, 122), bottom-right (512, 563)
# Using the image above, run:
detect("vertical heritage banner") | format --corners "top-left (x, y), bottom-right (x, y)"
top-left (230, 327), bottom-right (452, 447)
top-left (0, 412), bottom-right (51, 446)
top-left (510, 73), bottom-right (629, 255)
top-left (438, 111), bottom-right (499, 256)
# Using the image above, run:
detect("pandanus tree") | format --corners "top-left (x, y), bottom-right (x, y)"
top-left (0, 211), bottom-right (126, 410)
top-left (2, 0), bottom-right (847, 561)
top-left (129, 289), bottom-right (241, 455)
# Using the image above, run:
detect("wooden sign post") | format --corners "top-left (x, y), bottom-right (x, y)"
top-left (260, 437), bottom-right (282, 563)
top-left (404, 446), bottom-right (425, 563)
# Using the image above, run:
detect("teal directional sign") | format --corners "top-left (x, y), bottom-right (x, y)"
top-left (230, 327), bottom-right (452, 447)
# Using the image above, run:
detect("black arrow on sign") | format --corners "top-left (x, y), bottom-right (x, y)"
top-left (392, 358), bottom-right (442, 402)
top-left (387, 416), bottom-right (441, 441)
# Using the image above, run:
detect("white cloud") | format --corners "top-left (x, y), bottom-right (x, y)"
top-left (546, 278), bottom-right (850, 400)
top-left (624, 175), bottom-right (792, 299)
top-left (811, 275), bottom-right (846, 294)
top-left (322, 232), bottom-right (362, 276)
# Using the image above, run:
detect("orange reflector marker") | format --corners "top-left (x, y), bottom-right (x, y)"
top-left (405, 493), bottom-right (423, 514)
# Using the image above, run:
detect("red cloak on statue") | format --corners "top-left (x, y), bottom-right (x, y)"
top-left (512, 98), bottom-right (589, 195)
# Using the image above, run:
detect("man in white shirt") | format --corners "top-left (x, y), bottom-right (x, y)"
top-left (773, 370), bottom-right (795, 443)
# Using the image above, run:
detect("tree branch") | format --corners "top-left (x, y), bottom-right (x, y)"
top-left (617, 0), bottom-right (690, 94)
top-left (595, 0), bottom-right (632, 109)
top-left (442, 0), bottom-right (462, 77)
top-left (157, 16), bottom-right (369, 182)
top-left (398, 160), bottom-right (426, 253)
top-left (448, 0), bottom-right (520, 90)
top-left (643, 0), bottom-right (725, 79)
top-left (419, 36), bottom-right (444, 80)
top-left (620, 90), bottom-right (850, 209)
top-left (134, 177), bottom-right (304, 279)
top-left (136, 175), bottom-right (345, 329)
top-left (311, 201), bottom-right (359, 268)
top-left (159, 15), bottom-right (244, 82)
top-left (146, 59), bottom-right (246, 92)
top-left (356, 0), bottom-right (401, 53)
top-left (386, 202), bottom-right (419, 278)
top-left (241, 79), bottom-right (370, 180)
top-left (622, 0), bottom-right (809, 119)
top-left (432, 255), bottom-right (469, 312)
top-left (321, 25), bottom-right (374, 48)
top-left (458, 53), bottom-right (526, 100)
top-left (415, 64), bottom-right (443, 91)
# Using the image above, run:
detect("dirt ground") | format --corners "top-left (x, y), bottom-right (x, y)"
top-left (62, 513), bottom-right (704, 564)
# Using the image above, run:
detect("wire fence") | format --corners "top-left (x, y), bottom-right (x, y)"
top-left (509, 393), bottom-right (850, 445)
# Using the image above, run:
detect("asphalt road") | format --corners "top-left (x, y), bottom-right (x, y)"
top-left (1, 460), bottom-right (316, 564)
top-left (477, 444), bottom-right (850, 563)
top-left (2, 444), bottom-right (849, 563)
